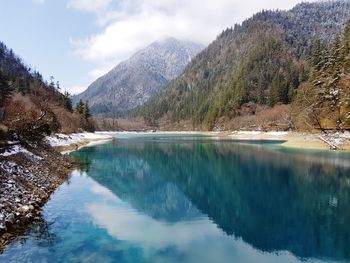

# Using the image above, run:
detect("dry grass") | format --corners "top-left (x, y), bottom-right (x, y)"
top-left (94, 117), bottom-right (151, 131)
top-left (217, 104), bottom-right (292, 131)
top-left (2, 90), bottom-right (94, 137)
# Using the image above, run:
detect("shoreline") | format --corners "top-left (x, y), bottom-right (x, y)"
top-left (0, 143), bottom-right (74, 251)
top-left (46, 132), bottom-right (113, 153)
top-left (104, 130), bottom-right (350, 151)
top-left (0, 133), bottom-right (112, 252)
top-left (216, 131), bottom-right (350, 151)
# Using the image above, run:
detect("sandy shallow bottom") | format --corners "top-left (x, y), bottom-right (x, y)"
top-left (226, 132), bottom-right (330, 150)
top-left (123, 130), bottom-right (349, 151)
top-left (52, 131), bottom-right (350, 152)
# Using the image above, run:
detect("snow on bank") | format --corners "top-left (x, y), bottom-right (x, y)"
top-left (266, 131), bottom-right (289, 136)
top-left (236, 131), bottom-right (262, 135)
top-left (45, 132), bottom-right (113, 148)
top-left (338, 131), bottom-right (350, 139)
top-left (0, 144), bottom-right (42, 160)
top-left (319, 131), bottom-right (350, 150)
top-left (234, 131), bottom-right (289, 136)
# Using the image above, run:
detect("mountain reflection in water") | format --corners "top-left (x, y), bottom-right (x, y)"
top-left (1, 137), bottom-right (350, 263)
top-left (73, 139), bottom-right (350, 261)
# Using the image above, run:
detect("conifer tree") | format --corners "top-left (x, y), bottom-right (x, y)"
top-left (75, 99), bottom-right (85, 114)
top-left (0, 73), bottom-right (13, 107)
top-left (75, 99), bottom-right (91, 119)
top-left (82, 101), bottom-right (91, 119)
top-left (60, 91), bottom-right (73, 112)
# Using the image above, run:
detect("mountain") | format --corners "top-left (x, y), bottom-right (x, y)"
top-left (135, 1), bottom-right (350, 130)
top-left (73, 37), bottom-right (203, 116)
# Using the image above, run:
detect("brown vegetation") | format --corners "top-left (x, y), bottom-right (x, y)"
top-left (221, 104), bottom-right (292, 131)
top-left (94, 117), bottom-right (151, 131)
top-left (1, 89), bottom-right (95, 142)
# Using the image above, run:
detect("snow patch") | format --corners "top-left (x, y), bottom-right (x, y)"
top-left (339, 131), bottom-right (350, 139)
top-left (319, 132), bottom-right (350, 150)
top-left (0, 144), bottom-right (42, 160)
top-left (45, 132), bottom-right (113, 147)
top-left (234, 131), bottom-right (289, 136)
top-left (236, 131), bottom-right (262, 135)
top-left (266, 131), bottom-right (289, 136)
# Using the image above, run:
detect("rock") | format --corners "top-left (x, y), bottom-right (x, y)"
top-left (0, 223), bottom-right (7, 232)
top-left (0, 142), bottom-right (73, 249)
top-left (5, 214), bottom-right (15, 224)
top-left (18, 205), bottom-right (30, 214)
top-left (25, 213), bottom-right (32, 219)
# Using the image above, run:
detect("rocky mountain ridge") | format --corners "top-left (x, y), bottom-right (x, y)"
top-left (73, 37), bottom-right (203, 116)
top-left (135, 0), bottom-right (350, 130)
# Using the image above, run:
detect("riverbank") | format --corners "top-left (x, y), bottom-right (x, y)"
top-left (113, 130), bottom-right (350, 151)
top-left (0, 142), bottom-right (74, 250)
top-left (221, 131), bottom-right (350, 151)
top-left (0, 132), bottom-right (112, 251)
top-left (46, 132), bottom-right (113, 153)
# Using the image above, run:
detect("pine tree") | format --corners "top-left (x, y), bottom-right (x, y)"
top-left (75, 99), bottom-right (91, 119)
top-left (82, 101), bottom-right (91, 119)
top-left (340, 21), bottom-right (350, 68)
top-left (49, 76), bottom-right (55, 91)
top-left (0, 73), bottom-right (13, 107)
top-left (60, 91), bottom-right (73, 112)
top-left (75, 99), bottom-right (85, 114)
top-left (17, 77), bottom-right (29, 95)
top-left (56, 81), bottom-right (61, 92)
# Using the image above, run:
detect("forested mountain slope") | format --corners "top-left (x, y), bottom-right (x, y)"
top-left (0, 41), bottom-right (93, 142)
top-left (293, 21), bottom-right (350, 131)
top-left (135, 1), bottom-right (350, 130)
top-left (73, 37), bottom-right (203, 116)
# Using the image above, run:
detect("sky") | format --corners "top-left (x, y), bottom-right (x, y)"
top-left (0, 0), bottom-right (318, 94)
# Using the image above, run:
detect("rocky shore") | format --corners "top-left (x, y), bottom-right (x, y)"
top-left (0, 141), bottom-right (74, 251)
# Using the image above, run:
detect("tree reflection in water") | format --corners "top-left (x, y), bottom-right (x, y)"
top-left (71, 139), bottom-right (350, 261)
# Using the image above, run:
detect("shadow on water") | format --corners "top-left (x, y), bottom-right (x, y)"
top-left (71, 139), bottom-right (350, 261)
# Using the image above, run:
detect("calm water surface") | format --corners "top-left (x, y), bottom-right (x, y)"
top-left (1, 135), bottom-right (350, 263)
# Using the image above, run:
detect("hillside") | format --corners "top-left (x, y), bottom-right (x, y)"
top-left (73, 37), bottom-right (203, 116)
top-left (135, 1), bottom-right (350, 130)
top-left (293, 21), bottom-right (350, 131)
top-left (0, 41), bottom-right (93, 142)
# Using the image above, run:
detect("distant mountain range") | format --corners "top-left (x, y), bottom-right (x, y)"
top-left (73, 37), bottom-right (203, 116)
top-left (136, 0), bottom-right (350, 130)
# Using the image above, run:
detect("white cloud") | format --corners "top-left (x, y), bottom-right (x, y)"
top-left (68, 0), bottom-right (318, 93)
top-left (86, 201), bottom-right (306, 263)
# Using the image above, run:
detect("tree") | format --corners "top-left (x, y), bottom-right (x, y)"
top-left (75, 99), bottom-right (85, 114)
top-left (17, 77), bottom-right (29, 95)
top-left (56, 81), bottom-right (61, 92)
top-left (75, 99), bottom-right (91, 119)
top-left (269, 73), bottom-right (289, 106)
top-left (60, 91), bottom-right (73, 112)
top-left (293, 20), bottom-right (350, 131)
top-left (0, 73), bottom-right (13, 107)
top-left (49, 76), bottom-right (55, 91)
top-left (82, 101), bottom-right (91, 119)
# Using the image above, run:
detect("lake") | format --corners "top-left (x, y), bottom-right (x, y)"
top-left (1, 134), bottom-right (350, 263)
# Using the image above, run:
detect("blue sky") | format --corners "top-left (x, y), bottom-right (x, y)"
top-left (0, 0), bottom-right (317, 94)
top-left (0, 0), bottom-right (99, 93)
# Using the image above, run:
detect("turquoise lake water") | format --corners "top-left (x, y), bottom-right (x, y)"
top-left (1, 135), bottom-right (350, 262)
